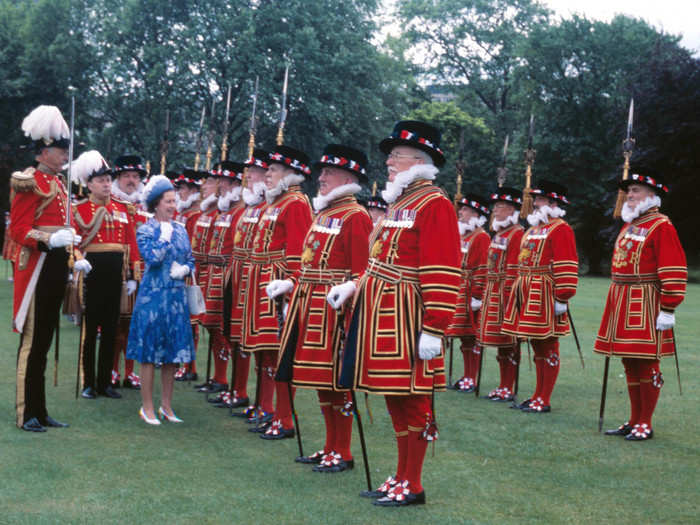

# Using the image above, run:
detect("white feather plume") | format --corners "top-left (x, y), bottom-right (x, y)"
top-left (21, 105), bottom-right (69, 142)
top-left (71, 150), bottom-right (110, 186)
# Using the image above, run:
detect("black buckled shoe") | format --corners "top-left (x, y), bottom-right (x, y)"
top-left (208, 391), bottom-right (229, 404)
top-left (123, 373), bottom-right (141, 389)
top-left (372, 481), bottom-right (426, 507)
top-left (625, 423), bottom-right (654, 441)
top-left (510, 398), bottom-right (531, 410)
top-left (21, 417), bottom-right (47, 432)
top-left (198, 381), bottom-right (227, 394)
top-left (81, 387), bottom-right (97, 399)
top-left (360, 476), bottom-right (397, 499)
top-left (230, 395), bottom-right (250, 408)
top-left (232, 405), bottom-right (256, 419)
top-left (193, 379), bottom-right (212, 390)
top-left (260, 419), bottom-right (295, 440)
top-left (312, 452), bottom-right (354, 473)
top-left (295, 449), bottom-right (326, 464)
top-left (605, 422), bottom-right (633, 436)
top-left (99, 385), bottom-right (123, 399)
top-left (41, 416), bottom-right (69, 428)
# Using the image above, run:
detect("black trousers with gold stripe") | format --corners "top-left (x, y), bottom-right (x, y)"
top-left (81, 252), bottom-right (122, 392)
top-left (16, 248), bottom-right (69, 427)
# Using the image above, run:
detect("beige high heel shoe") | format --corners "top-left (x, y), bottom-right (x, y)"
top-left (139, 407), bottom-right (161, 425)
top-left (158, 406), bottom-right (183, 423)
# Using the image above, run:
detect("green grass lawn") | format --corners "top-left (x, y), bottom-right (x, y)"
top-left (0, 269), bottom-right (697, 524)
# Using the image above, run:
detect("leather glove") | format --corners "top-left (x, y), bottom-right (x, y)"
top-left (326, 281), bottom-right (356, 310)
top-left (49, 228), bottom-right (81, 248)
top-left (266, 279), bottom-right (294, 299)
top-left (159, 221), bottom-right (173, 242)
top-left (169, 261), bottom-right (190, 279)
top-left (418, 332), bottom-right (442, 361)
top-left (656, 310), bottom-right (675, 331)
top-left (126, 280), bottom-right (137, 296)
top-left (470, 297), bottom-right (482, 312)
top-left (554, 301), bottom-right (568, 316)
top-left (73, 258), bottom-right (92, 274)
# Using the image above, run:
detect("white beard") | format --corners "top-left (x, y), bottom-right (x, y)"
top-left (621, 195), bottom-right (661, 223)
top-left (381, 164), bottom-right (439, 204)
top-left (458, 215), bottom-right (487, 236)
top-left (265, 173), bottom-right (305, 204)
top-left (176, 191), bottom-right (200, 213)
top-left (242, 182), bottom-right (266, 206)
top-left (527, 205), bottom-right (566, 227)
top-left (218, 186), bottom-right (242, 212)
top-left (312, 183), bottom-right (361, 212)
top-left (199, 192), bottom-right (218, 212)
top-left (111, 179), bottom-right (143, 204)
top-left (492, 211), bottom-right (520, 232)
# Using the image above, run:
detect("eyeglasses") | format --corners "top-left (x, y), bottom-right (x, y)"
top-left (387, 153), bottom-right (422, 161)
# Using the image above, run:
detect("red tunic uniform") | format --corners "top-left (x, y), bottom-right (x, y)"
top-left (478, 223), bottom-right (523, 347)
top-left (241, 187), bottom-right (312, 353)
top-left (502, 218), bottom-right (578, 339)
top-left (341, 180), bottom-right (461, 395)
top-left (278, 194), bottom-right (372, 390)
top-left (594, 209), bottom-right (686, 358)
top-left (446, 227), bottom-right (489, 337)
top-left (190, 204), bottom-right (218, 293)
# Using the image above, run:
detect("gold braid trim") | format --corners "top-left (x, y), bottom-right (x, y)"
top-left (74, 206), bottom-right (109, 250)
top-left (34, 178), bottom-right (59, 221)
top-left (11, 168), bottom-right (37, 192)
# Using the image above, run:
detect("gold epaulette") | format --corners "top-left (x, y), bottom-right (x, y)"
top-left (11, 167), bottom-right (37, 192)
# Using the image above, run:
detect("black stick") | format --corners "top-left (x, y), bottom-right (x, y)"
top-left (204, 333), bottom-right (213, 400)
top-left (229, 342), bottom-right (238, 416)
top-left (598, 356), bottom-right (610, 433)
top-left (448, 338), bottom-right (454, 388)
top-left (54, 315), bottom-right (60, 387)
top-left (288, 381), bottom-right (303, 457)
top-left (75, 315), bottom-right (84, 399)
top-left (512, 343), bottom-right (520, 401)
top-left (671, 328), bottom-right (682, 396)
top-left (352, 391), bottom-right (372, 491)
top-left (567, 306), bottom-right (585, 369)
top-left (475, 345), bottom-right (485, 398)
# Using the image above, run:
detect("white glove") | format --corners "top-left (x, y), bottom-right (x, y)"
top-left (418, 332), bottom-right (442, 361)
top-left (656, 310), bottom-right (675, 331)
top-left (326, 281), bottom-right (356, 310)
top-left (266, 279), bottom-right (294, 299)
top-left (74, 258), bottom-right (92, 274)
top-left (554, 301), bottom-right (568, 316)
top-left (49, 228), bottom-right (81, 248)
top-left (470, 297), bottom-right (482, 312)
top-left (169, 261), bottom-right (190, 279)
top-left (159, 222), bottom-right (173, 242)
top-left (126, 280), bottom-right (137, 296)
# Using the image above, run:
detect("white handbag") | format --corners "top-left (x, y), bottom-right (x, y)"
top-left (187, 271), bottom-right (206, 316)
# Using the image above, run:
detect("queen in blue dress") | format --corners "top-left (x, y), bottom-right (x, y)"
top-left (127, 175), bottom-right (194, 425)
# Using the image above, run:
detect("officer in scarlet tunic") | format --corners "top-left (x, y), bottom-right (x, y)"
top-left (478, 188), bottom-right (524, 402)
top-left (268, 144), bottom-right (372, 471)
top-left (595, 168), bottom-right (686, 441)
top-left (12, 105), bottom-right (92, 432)
top-left (502, 180), bottom-right (579, 413)
top-left (331, 121), bottom-right (461, 506)
top-left (242, 146), bottom-right (313, 436)
top-left (446, 194), bottom-right (490, 392)
top-left (71, 151), bottom-right (140, 399)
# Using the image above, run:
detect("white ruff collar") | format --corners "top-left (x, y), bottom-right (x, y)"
top-left (218, 186), bottom-right (242, 212)
top-left (458, 215), bottom-right (487, 236)
top-left (492, 211), bottom-right (520, 232)
top-left (111, 179), bottom-right (143, 204)
top-left (243, 182), bottom-right (266, 206)
top-left (527, 205), bottom-right (566, 227)
top-left (381, 164), bottom-right (438, 204)
top-left (265, 173), bottom-right (305, 204)
top-left (177, 192), bottom-right (199, 213)
top-left (199, 192), bottom-right (217, 212)
top-left (621, 195), bottom-right (661, 223)
top-left (312, 183), bottom-right (361, 212)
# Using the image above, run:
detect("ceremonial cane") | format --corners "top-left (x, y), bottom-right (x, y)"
top-left (229, 342), bottom-right (238, 416)
top-left (54, 315), bottom-right (60, 387)
top-left (288, 381), bottom-right (304, 457)
top-left (448, 338), bottom-right (454, 388)
top-left (671, 328), bottom-right (682, 396)
top-left (512, 342), bottom-right (521, 402)
top-left (475, 345), bottom-right (485, 398)
top-left (204, 332), bottom-right (213, 397)
top-left (598, 356), bottom-right (610, 433)
top-left (75, 314), bottom-right (85, 399)
top-left (567, 306), bottom-right (585, 369)
top-left (351, 391), bottom-right (373, 491)
top-left (526, 339), bottom-right (532, 371)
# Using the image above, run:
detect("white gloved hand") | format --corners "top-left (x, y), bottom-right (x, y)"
top-left (656, 310), bottom-right (675, 331)
top-left (418, 332), bottom-right (442, 361)
top-left (326, 281), bottom-right (356, 310)
top-left (126, 280), bottom-right (138, 296)
top-left (470, 297), bottom-right (482, 312)
top-left (159, 221), bottom-right (173, 242)
top-left (74, 258), bottom-right (92, 274)
top-left (169, 261), bottom-right (190, 279)
top-left (49, 228), bottom-right (81, 248)
top-left (266, 279), bottom-right (294, 299)
top-left (554, 301), bottom-right (568, 316)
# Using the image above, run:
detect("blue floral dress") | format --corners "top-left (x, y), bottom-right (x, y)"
top-left (126, 218), bottom-right (195, 364)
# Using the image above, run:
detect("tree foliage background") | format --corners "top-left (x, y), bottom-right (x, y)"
top-left (1, 0), bottom-right (698, 273)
